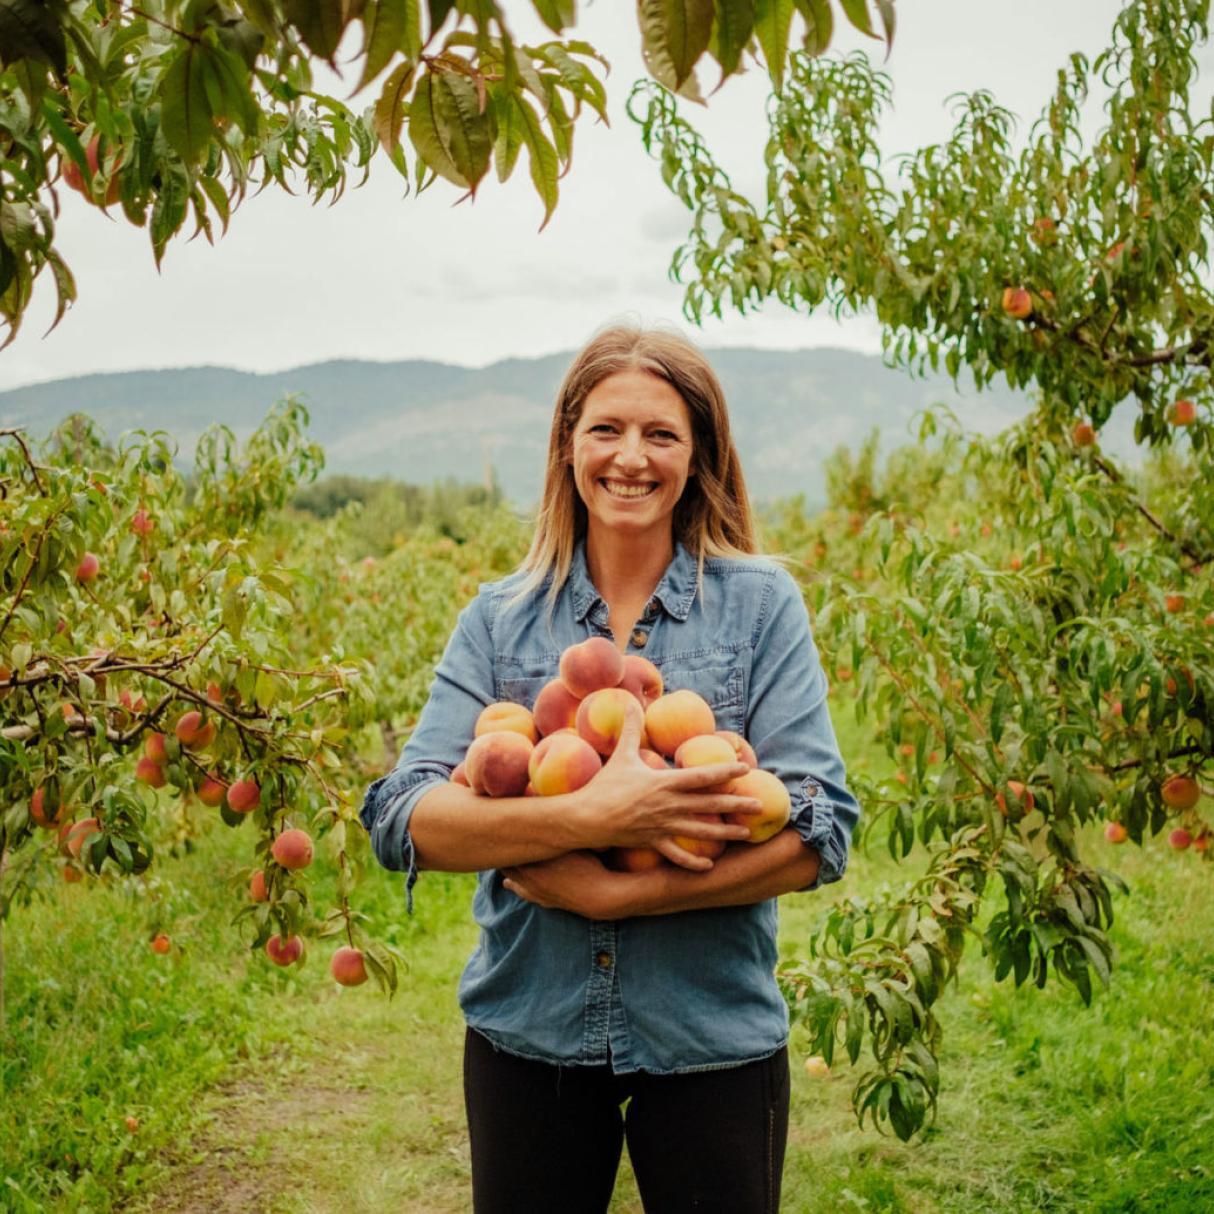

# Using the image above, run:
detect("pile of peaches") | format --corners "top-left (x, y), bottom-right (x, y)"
top-left (452, 637), bottom-right (790, 870)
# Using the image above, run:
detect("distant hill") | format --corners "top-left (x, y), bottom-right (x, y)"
top-left (0, 347), bottom-right (1043, 508)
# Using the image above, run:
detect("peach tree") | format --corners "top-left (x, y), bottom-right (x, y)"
top-left (636, 0), bottom-right (1213, 1139)
top-left (0, 402), bottom-right (409, 1012)
top-left (0, 0), bottom-right (894, 343)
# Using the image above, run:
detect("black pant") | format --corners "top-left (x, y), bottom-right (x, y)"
top-left (463, 1027), bottom-right (790, 1214)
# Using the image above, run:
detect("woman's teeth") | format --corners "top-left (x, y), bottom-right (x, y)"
top-left (601, 480), bottom-right (656, 498)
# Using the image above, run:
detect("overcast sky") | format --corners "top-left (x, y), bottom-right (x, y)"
top-left (3, 1), bottom-right (1187, 392)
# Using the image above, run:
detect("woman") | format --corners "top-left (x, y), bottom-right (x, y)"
top-left (360, 324), bottom-right (860, 1214)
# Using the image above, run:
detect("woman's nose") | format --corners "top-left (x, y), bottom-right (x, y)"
top-left (616, 429), bottom-right (647, 469)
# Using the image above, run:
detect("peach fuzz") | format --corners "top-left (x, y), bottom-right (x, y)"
top-left (644, 690), bottom-right (716, 758)
top-left (474, 701), bottom-right (539, 744)
top-left (723, 769), bottom-right (791, 843)
top-left (612, 846), bottom-right (665, 872)
top-left (533, 679), bottom-right (583, 737)
top-left (465, 730), bottom-right (534, 797)
top-left (671, 814), bottom-right (726, 860)
top-left (528, 731), bottom-right (602, 796)
top-left (559, 636), bottom-right (625, 699)
top-left (577, 687), bottom-right (645, 757)
top-left (715, 730), bottom-right (757, 768)
top-left (620, 655), bottom-right (663, 708)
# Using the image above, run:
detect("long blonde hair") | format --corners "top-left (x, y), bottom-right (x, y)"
top-left (515, 323), bottom-right (759, 609)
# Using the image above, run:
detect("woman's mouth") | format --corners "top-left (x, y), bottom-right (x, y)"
top-left (599, 479), bottom-right (657, 499)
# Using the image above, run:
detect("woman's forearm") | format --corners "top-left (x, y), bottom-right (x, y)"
top-left (621, 828), bottom-right (821, 916)
top-left (409, 781), bottom-right (592, 872)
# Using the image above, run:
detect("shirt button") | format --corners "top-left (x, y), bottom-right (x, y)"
top-left (630, 629), bottom-right (647, 648)
top-left (595, 951), bottom-right (612, 969)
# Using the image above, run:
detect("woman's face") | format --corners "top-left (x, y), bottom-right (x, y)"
top-left (568, 369), bottom-right (695, 542)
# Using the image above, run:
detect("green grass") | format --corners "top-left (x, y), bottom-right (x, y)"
top-left (3, 711), bottom-right (1213, 1212)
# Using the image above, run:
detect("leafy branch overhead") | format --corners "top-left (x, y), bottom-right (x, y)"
top-left (0, 0), bottom-right (894, 345)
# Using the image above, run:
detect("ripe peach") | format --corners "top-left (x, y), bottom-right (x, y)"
top-left (577, 687), bottom-right (645, 757)
top-left (714, 731), bottom-right (757, 768)
top-left (1194, 833), bottom-right (1211, 854)
top-left (62, 864), bottom-right (82, 884)
top-left (532, 679), bottom-right (583, 736)
top-left (144, 732), bottom-right (168, 763)
top-left (1001, 286), bottom-right (1032, 319)
top-left (63, 134), bottom-right (121, 204)
top-left (197, 774), bottom-right (226, 807)
top-left (0, 664), bottom-right (11, 698)
top-left (644, 690), bottom-right (716, 758)
top-left (150, 933), bottom-right (171, 955)
top-left (1104, 821), bottom-right (1127, 844)
top-left (330, 946), bottom-right (368, 987)
top-left (206, 681), bottom-right (225, 705)
top-left (1072, 421), bottom-right (1096, 447)
top-left (1161, 774), bottom-right (1200, 811)
top-left (119, 688), bottom-right (148, 715)
top-left (451, 762), bottom-right (470, 787)
top-left (65, 817), bottom-right (101, 859)
top-left (671, 814), bottom-right (726, 860)
top-left (265, 934), bottom-right (303, 966)
top-left (124, 1116), bottom-right (140, 1133)
top-left (528, 731), bottom-right (602, 796)
top-left (465, 730), bottom-right (534, 797)
top-left (724, 769), bottom-right (791, 843)
top-left (227, 778), bottom-right (261, 813)
top-left (675, 733), bottom-right (737, 771)
top-left (559, 636), bottom-right (625, 699)
top-left (619, 655), bottom-right (663, 708)
top-left (612, 846), bottom-right (665, 872)
top-left (996, 781), bottom-right (1035, 817)
top-left (1169, 399), bottom-right (1196, 426)
top-left (272, 828), bottom-right (314, 870)
top-left (191, 720), bottom-right (217, 749)
top-left (130, 508), bottom-right (155, 537)
top-left (250, 869), bottom-right (269, 902)
top-left (175, 710), bottom-right (206, 747)
top-left (474, 701), bottom-right (539, 743)
top-left (803, 1055), bottom-right (830, 1079)
top-left (30, 787), bottom-right (64, 828)
top-left (1169, 827), bottom-right (1192, 851)
top-left (136, 757), bottom-right (167, 788)
top-left (1164, 593), bottom-right (1185, 614)
top-left (75, 552), bottom-right (100, 583)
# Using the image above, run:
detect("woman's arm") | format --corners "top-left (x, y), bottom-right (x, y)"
top-left (500, 828), bottom-right (820, 920)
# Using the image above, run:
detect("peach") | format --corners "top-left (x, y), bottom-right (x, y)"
top-left (532, 678), bottom-right (583, 736)
top-left (1169, 399), bottom-right (1196, 426)
top-left (272, 828), bottom-right (313, 870)
top-left (712, 731), bottom-right (756, 768)
top-left (265, 934), bottom-right (303, 966)
top-left (639, 748), bottom-right (669, 771)
top-left (175, 710), bottom-right (205, 747)
top-left (65, 817), bottom-right (101, 859)
top-left (612, 846), bottom-right (665, 872)
top-left (1072, 421), bottom-right (1096, 447)
top-left (577, 687), bottom-right (645, 757)
top-left (1169, 827), bottom-right (1192, 851)
top-left (227, 778), bottom-right (260, 813)
top-left (1164, 593), bottom-right (1185, 614)
top-left (131, 508), bottom-right (155, 536)
top-left (144, 732), bottom-right (168, 763)
top-left (250, 869), bottom-right (269, 902)
top-left (75, 552), bottom-right (100, 583)
top-left (996, 781), bottom-right (1035, 817)
top-left (62, 864), bottom-right (82, 884)
top-left (724, 769), bottom-right (791, 843)
top-left (1161, 775), bottom-right (1200, 810)
top-left (803, 1055), bottom-right (830, 1079)
top-left (0, 664), bottom-right (11, 698)
top-left (474, 701), bottom-right (539, 743)
top-left (136, 757), bottom-right (167, 788)
top-left (1104, 821), bottom-right (1127, 844)
top-left (559, 636), bottom-right (624, 699)
top-left (330, 945), bottom-right (368, 986)
top-left (451, 762), bottom-right (470, 787)
top-left (119, 688), bottom-right (147, 715)
top-left (150, 933), bottom-right (171, 955)
top-left (465, 730), bottom-right (534, 797)
top-left (197, 774), bottom-right (226, 807)
top-left (528, 731), bottom-right (602, 796)
top-left (206, 681), bottom-right (225, 705)
top-left (671, 814), bottom-right (726, 860)
top-left (30, 787), bottom-right (64, 828)
top-left (644, 690), bottom-right (716, 758)
top-left (619, 655), bottom-right (663, 708)
top-left (675, 733), bottom-right (738, 772)
top-left (1001, 286), bottom-right (1032, 319)
top-left (125, 1116), bottom-right (140, 1133)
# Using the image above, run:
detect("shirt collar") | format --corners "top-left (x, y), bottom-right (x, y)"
top-left (569, 538), bottom-right (699, 623)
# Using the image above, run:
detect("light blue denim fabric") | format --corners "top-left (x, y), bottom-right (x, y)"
top-left (359, 540), bottom-right (860, 1074)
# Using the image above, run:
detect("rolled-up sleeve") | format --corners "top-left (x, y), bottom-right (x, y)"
top-left (359, 590), bottom-right (497, 909)
top-left (746, 568), bottom-right (860, 890)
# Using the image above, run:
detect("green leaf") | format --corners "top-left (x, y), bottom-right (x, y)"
top-left (0, 0), bottom-right (67, 75)
top-left (874, 0), bottom-right (895, 50)
top-left (754, 0), bottom-right (793, 91)
top-left (284, 0), bottom-right (352, 61)
top-left (358, 0), bottom-right (412, 92)
top-left (531, 0), bottom-right (575, 34)
top-left (838, 0), bottom-right (878, 38)
top-left (492, 89), bottom-right (524, 182)
top-left (374, 60), bottom-right (416, 152)
top-left (795, 0), bottom-right (833, 55)
top-left (638, 0), bottom-right (714, 91)
top-left (408, 67), bottom-right (491, 190)
top-left (159, 44), bottom-right (213, 166)
top-left (204, 41), bottom-right (260, 135)
top-left (514, 94), bottom-right (559, 228)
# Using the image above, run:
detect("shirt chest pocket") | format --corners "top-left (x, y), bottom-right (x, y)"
top-left (657, 664), bottom-right (745, 734)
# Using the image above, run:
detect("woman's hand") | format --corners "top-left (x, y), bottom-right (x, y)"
top-left (571, 704), bottom-right (762, 870)
top-left (501, 851), bottom-right (645, 920)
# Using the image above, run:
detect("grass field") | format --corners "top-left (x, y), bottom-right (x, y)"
top-left (3, 704), bottom-right (1213, 1212)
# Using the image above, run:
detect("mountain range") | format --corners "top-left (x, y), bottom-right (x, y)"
top-left (0, 347), bottom-right (1044, 508)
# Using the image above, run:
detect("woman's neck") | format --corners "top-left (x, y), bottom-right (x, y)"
top-left (584, 525), bottom-right (675, 606)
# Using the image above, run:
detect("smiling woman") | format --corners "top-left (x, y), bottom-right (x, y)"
top-left (359, 323), bottom-right (860, 1213)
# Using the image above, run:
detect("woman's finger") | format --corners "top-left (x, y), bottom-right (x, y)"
top-left (667, 761), bottom-right (752, 790)
top-left (655, 838), bottom-right (715, 871)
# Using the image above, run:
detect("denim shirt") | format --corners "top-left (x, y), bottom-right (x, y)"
top-left (358, 540), bottom-right (860, 1074)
